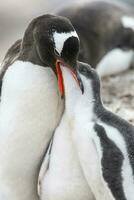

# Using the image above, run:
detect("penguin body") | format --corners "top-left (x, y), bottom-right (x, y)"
top-left (0, 14), bottom-right (79, 200)
top-left (61, 62), bottom-right (134, 200)
top-left (0, 60), bottom-right (63, 200)
top-left (38, 111), bottom-right (94, 200)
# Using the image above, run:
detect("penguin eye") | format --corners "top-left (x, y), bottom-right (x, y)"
top-left (54, 48), bottom-right (60, 56)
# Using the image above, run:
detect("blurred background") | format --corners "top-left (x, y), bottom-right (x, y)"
top-left (0, 0), bottom-right (134, 62)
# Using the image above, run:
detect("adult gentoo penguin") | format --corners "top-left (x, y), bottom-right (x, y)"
top-left (38, 65), bottom-right (95, 200)
top-left (62, 62), bottom-right (134, 200)
top-left (0, 14), bottom-right (79, 200)
top-left (58, 1), bottom-right (134, 77)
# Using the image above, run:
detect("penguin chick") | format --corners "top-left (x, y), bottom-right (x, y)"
top-left (61, 61), bottom-right (134, 200)
top-left (38, 64), bottom-right (95, 200)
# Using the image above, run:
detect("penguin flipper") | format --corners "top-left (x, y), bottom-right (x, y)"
top-left (1, 39), bottom-right (21, 70)
top-left (93, 123), bottom-right (126, 200)
top-left (0, 39), bottom-right (22, 95)
top-left (37, 137), bottom-right (54, 196)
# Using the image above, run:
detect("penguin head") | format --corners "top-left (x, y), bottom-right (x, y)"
top-left (20, 14), bottom-right (79, 97)
top-left (77, 62), bottom-right (101, 102)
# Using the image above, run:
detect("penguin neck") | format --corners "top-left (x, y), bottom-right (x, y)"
top-left (61, 67), bottom-right (81, 117)
top-left (18, 23), bottom-right (45, 66)
top-left (18, 36), bottom-right (56, 71)
top-left (81, 78), bottom-right (103, 119)
top-left (19, 43), bottom-right (46, 67)
top-left (83, 75), bottom-right (101, 101)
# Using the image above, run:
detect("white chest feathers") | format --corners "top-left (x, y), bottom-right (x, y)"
top-left (96, 48), bottom-right (134, 77)
top-left (38, 113), bottom-right (95, 200)
top-left (0, 61), bottom-right (64, 200)
top-left (121, 16), bottom-right (134, 31)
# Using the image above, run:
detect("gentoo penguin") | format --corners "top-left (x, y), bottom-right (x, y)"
top-left (57, 1), bottom-right (134, 77)
top-left (0, 14), bottom-right (79, 200)
top-left (61, 62), bottom-right (134, 200)
top-left (38, 65), bottom-right (95, 200)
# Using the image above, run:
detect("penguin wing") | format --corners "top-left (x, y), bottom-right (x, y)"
top-left (0, 39), bottom-right (22, 94)
top-left (93, 123), bottom-right (127, 200)
top-left (37, 137), bottom-right (54, 196)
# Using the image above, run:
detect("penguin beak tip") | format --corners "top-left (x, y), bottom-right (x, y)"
top-left (56, 59), bottom-right (81, 97)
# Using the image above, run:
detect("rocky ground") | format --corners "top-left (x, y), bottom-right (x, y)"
top-left (102, 68), bottom-right (134, 124)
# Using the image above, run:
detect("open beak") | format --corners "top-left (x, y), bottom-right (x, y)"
top-left (56, 60), bottom-right (80, 98)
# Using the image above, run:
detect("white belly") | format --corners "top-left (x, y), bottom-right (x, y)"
top-left (96, 48), bottom-right (134, 77)
top-left (40, 114), bottom-right (94, 200)
top-left (0, 61), bottom-right (64, 200)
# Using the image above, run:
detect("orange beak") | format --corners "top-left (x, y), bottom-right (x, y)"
top-left (56, 60), bottom-right (79, 98)
top-left (56, 61), bottom-right (64, 98)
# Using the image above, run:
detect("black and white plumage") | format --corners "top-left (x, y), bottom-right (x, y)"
top-left (58, 0), bottom-right (134, 77)
top-left (0, 14), bottom-right (79, 200)
top-left (60, 62), bottom-right (134, 200)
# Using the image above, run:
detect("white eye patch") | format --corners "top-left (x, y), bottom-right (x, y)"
top-left (121, 16), bottom-right (134, 31)
top-left (53, 31), bottom-right (79, 55)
